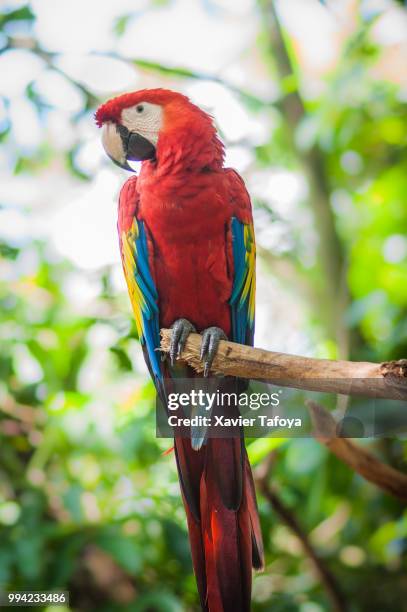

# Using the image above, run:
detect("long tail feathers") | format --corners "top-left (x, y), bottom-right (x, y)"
top-left (175, 436), bottom-right (264, 612)
top-left (161, 362), bottom-right (263, 610)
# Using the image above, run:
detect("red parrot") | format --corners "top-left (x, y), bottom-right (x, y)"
top-left (95, 89), bottom-right (263, 611)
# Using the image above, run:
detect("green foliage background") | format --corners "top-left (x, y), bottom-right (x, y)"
top-left (0, 1), bottom-right (406, 610)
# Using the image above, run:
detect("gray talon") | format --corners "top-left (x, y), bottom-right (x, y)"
top-left (170, 319), bottom-right (196, 365)
top-left (200, 327), bottom-right (227, 377)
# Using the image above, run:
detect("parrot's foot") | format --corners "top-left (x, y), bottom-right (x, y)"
top-left (170, 319), bottom-right (196, 365)
top-left (200, 327), bottom-right (227, 377)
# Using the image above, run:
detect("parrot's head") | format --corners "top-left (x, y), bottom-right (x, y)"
top-left (95, 88), bottom-right (224, 172)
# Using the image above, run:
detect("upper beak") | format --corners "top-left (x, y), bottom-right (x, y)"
top-left (101, 122), bottom-right (133, 171)
top-left (101, 122), bottom-right (156, 171)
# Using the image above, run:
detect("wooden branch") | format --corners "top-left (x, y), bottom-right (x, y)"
top-left (256, 457), bottom-right (348, 612)
top-left (160, 329), bottom-right (407, 401)
top-left (307, 401), bottom-right (407, 502)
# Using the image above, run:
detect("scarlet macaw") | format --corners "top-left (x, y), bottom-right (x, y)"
top-left (95, 89), bottom-right (263, 611)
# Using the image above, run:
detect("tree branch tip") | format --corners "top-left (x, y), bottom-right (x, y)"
top-left (381, 359), bottom-right (407, 379)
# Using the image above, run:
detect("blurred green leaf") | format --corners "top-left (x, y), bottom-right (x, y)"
top-left (96, 528), bottom-right (142, 575)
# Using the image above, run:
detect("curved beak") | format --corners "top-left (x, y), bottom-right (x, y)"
top-left (101, 122), bottom-right (133, 171)
top-left (101, 122), bottom-right (156, 171)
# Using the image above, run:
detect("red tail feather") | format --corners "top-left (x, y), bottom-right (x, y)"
top-left (175, 436), bottom-right (263, 611)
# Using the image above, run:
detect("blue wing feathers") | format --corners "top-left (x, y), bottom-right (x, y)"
top-left (229, 217), bottom-right (255, 347)
top-left (131, 221), bottom-right (161, 379)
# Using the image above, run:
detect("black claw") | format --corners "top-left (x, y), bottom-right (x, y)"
top-left (200, 333), bottom-right (210, 361)
top-left (170, 319), bottom-right (196, 365)
top-left (200, 327), bottom-right (227, 377)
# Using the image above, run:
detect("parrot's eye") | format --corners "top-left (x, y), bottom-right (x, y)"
top-left (120, 101), bottom-right (162, 147)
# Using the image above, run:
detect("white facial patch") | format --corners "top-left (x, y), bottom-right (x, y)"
top-left (121, 102), bottom-right (163, 145)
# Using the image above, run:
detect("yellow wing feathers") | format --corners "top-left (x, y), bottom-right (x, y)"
top-left (242, 223), bottom-right (256, 326)
top-left (121, 221), bottom-right (146, 339)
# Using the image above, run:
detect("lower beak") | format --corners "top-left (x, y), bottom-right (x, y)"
top-left (108, 155), bottom-right (134, 172)
top-left (126, 132), bottom-right (156, 163)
